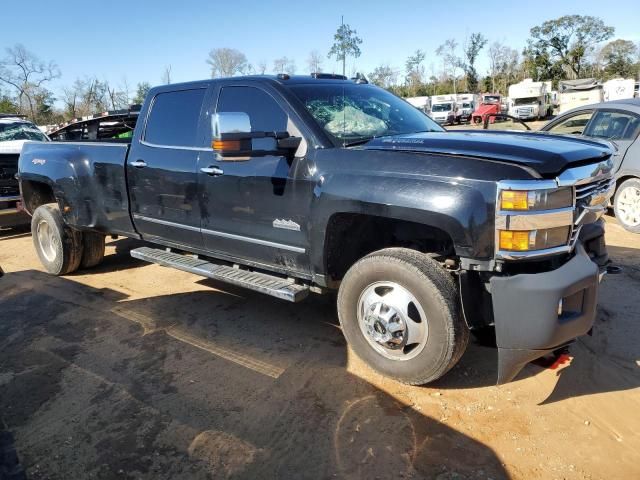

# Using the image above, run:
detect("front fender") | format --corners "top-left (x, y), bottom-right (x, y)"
top-left (308, 171), bottom-right (496, 275)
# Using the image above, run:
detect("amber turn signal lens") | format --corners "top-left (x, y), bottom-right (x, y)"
top-left (499, 230), bottom-right (532, 251)
top-left (500, 190), bottom-right (530, 210)
top-left (212, 139), bottom-right (241, 151)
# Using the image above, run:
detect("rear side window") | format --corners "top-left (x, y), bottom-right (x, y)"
top-left (586, 111), bottom-right (640, 140)
top-left (216, 86), bottom-right (288, 132)
top-left (144, 89), bottom-right (206, 147)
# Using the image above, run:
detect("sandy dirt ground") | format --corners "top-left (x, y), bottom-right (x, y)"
top-left (0, 215), bottom-right (638, 480)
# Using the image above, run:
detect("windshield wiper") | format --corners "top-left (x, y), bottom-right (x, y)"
top-left (343, 137), bottom-right (375, 147)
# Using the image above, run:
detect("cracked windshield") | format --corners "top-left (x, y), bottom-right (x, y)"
top-left (290, 84), bottom-right (442, 144)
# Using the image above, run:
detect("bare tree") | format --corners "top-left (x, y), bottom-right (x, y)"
top-left (307, 50), bottom-right (323, 73)
top-left (273, 56), bottom-right (296, 74)
top-left (206, 48), bottom-right (249, 78)
top-left (0, 44), bottom-right (60, 121)
top-left (257, 60), bottom-right (267, 75)
top-left (162, 65), bottom-right (172, 84)
top-left (488, 41), bottom-right (504, 93)
top-left (369, 64), bottom-right (397, 89)
top-left (436, 39), bottom-right (462, 95)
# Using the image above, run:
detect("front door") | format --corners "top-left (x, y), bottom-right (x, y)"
top-left (127, 87), bottom-right (208, 248)
top-left (198, 84), bottom-right (314, 274)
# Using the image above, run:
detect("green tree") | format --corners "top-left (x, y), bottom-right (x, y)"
top-left (463, 33), bottom-right (487, 93)
top-left (0, 89), bottom-right (18, 113)
top-left (527, 15), bottom-right (614, 78)
top-left (133, 82), bottom-right (151, 105)
top-left (328, 19), bottom-right (363, 76)
top-left (600, 39), bottom-right (638, 78)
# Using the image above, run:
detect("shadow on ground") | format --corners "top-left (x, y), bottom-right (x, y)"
top-left (0, 264), bottom-right (509, 479)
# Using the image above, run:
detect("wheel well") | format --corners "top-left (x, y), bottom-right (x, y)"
top-left (616, 175), bottom-right (639, 192)
top-left (324, 213), bottom-right (455, 281)
top-left (21, 180), bottom-right (56, 214)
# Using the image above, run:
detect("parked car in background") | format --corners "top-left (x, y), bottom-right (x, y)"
top-left (541, 98), bottom-right (640, 232)
top-left (0, 114), bottom-right (49, 228)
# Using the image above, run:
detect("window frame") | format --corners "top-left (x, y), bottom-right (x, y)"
top-left (141, 87), bottom-right (209, 151)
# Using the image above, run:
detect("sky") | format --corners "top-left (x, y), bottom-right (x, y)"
top-left (1, 0), bottom-right (639, 102)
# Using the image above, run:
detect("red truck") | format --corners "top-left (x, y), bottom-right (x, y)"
top-left (471, 94), bottom-right (503, 124)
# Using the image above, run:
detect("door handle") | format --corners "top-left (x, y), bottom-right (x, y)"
top-left (130, 160), bottom-right (147, 168)
top-left (200, 166), bottom-right (224, 176)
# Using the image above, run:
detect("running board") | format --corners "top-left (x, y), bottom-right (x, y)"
top-left (131, 247), bottom-right (309, 302)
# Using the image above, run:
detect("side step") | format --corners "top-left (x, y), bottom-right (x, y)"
top-left (131, 247), bottom-right (309, 302)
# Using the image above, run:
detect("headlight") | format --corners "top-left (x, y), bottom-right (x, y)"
top-left (498, 227), bottom-right (571, 252)
top-left (499, 188), bottom-right (573, 211)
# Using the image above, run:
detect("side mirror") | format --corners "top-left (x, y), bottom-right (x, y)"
top-left (212, 112), bottom-right (301, 160)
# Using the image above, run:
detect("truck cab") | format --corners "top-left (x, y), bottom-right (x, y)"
top-left (508, 79), bottom-right (551, 120)
top-left (430, 95), bottom-right (458, 125)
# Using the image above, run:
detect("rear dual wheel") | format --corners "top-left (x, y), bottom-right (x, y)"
top-left (337, 248), bottom-right (469, 385)
top-left (31, 203), bottom-right (105, 275)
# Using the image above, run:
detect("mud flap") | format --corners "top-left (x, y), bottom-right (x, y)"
top-left (490, 244), bottom-right (599, 384)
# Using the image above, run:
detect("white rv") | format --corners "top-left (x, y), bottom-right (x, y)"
top-left (430, 95), bottom-right (457, 125)
top-left (558, 79), bottom-right (603, 114)
top-left (603, 78), bottom-right (635, 101)
top-left (507, 79), bottom-right (551, 120)
top-left (455, 94), bottom-right (478, 123)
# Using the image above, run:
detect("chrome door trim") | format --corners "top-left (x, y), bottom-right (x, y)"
top-left (133, 214), bottom-right (305, 253)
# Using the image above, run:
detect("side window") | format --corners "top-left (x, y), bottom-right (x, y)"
top-left (586, 111), bottom-right (640, 140)
top-left (216, 86), bottom-right (288, 133)
top-left (144, 89), bottom-right (206, 147)
top-left (547, 111), bottom-right (594, 135)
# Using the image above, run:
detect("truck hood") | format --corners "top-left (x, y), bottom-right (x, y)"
top-left (361, 131), bottom-right (613, 177)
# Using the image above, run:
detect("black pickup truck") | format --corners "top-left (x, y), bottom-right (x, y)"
top-left (18, 74), bottom-right (615, 384)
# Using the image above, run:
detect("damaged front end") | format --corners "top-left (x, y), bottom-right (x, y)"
top-left (488, 159), bottom-right (615, 383)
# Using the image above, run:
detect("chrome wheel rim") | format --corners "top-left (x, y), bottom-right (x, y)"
top-left (617, 185), bottom-right (640, 227)
top-left (36, 220), bottom-right (58, 262)
top-left (357, 281), bottom-right (428, 361)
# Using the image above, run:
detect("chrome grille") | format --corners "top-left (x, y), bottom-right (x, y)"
top-left (575, 177), bottom-right (615, 201)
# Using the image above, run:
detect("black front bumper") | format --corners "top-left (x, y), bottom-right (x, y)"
top-left (490, 226), bottom-right (605, 383)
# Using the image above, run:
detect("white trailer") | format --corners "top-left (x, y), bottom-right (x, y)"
top-left (430, 94), bottom-right (458, 125)
top-left (558, 79), bottom-right (603, 114)
top-left (603, 78), bottom-right (635, 101)
top-left (508, 79), bottom-right (551, 120)
top-left (404, 96), bottom-right (431, 113)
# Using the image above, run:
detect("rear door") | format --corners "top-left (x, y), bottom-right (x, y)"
top-left (127, 87), bottom-right (208, 248)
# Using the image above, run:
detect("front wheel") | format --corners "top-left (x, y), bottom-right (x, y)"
top-left (337, 248), bottom-right (469, 385)
top-left (613, 178), bottom-right (640, 233)
top-left (31, 203), bottom-right (84, 275)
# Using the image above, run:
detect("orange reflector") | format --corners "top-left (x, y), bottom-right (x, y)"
top-left (212, 139), bottom-right (242, 151)
top-left (499, 230), bottom-right (532, 251)
top-left (500, 190), bottom-right (529, 210)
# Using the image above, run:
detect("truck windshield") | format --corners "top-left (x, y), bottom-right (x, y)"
top-left (483, 96), bottom-right (501, 104)
top-left (289, 84), bottom-right (443, 145)
top-left (0, 121), bottom-right (48, 142)
top-left (513, 97), bottom-right (539, 106)
top-left (431, 103), bottom-right (452, 112)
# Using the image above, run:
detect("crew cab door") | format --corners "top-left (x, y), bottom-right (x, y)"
top-left (198, 83), bottom-right (314, 274)
top-left (127, 87), bottom-right (208, 248)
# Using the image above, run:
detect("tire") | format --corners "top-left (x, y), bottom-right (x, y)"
top-left (31, 203), bottom-right (83, 275)
top-left (337, 248), bottom-right (469, 385)
top-left (613, 178), bottom-right (640, 233)
top-left (80, 231), bottom-right (106, 268)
